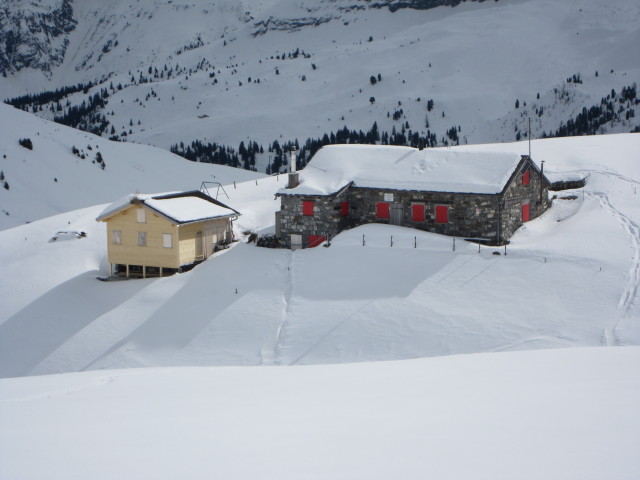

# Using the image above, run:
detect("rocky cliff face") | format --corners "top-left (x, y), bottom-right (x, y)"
top-left (0, 0), bottom-right (76, 76)
top-left (369, 0), bottom-right (490, 12)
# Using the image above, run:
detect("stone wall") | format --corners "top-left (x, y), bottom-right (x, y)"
top-left (277, 157), bottom-right (550, 247)
top-left (499, 158), bottom-right (550, 241)
top-left (345, 187), bottom-right (501, 241)
top-left (278, 189), bottom-right (349, 248)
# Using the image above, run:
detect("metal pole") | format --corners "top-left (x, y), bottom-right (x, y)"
top-left (453, 238), bottom-right (456, 251)
top-left (528, 117), bottom-right (531, 157)
top-left (540, 160), bottom-right (545, 205)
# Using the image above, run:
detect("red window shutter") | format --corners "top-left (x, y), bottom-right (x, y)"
top-left (308, 235), bottom-right (326, 248)
top-left (435, 205), bottom-right (448, 224)
top-left (522, 169), bottom-right (530, 185)
top-left (341, 201), bottom-right (349, 217)
top-left (302, 200), bottom-right (314, 216)
top-left (522, 203), bottom-right (530, 222)
top-left (376, 202), bottom-right (390, 219)
top-left (412, 204), bottom-right (425, 222)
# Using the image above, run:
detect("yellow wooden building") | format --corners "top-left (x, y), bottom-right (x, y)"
top-left (96, 191), bottom-right (239, 278)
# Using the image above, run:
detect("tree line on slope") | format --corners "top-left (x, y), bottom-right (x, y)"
top-left (542, 84), bottom-right (637, 138)
top-left (169, 122), bottom-right (446, 173)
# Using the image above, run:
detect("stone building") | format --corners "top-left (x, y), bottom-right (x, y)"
top-left (275, 145), bottom-right (550, 248)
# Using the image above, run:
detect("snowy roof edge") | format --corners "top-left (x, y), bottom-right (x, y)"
top-left (96, 190), bottom-right (239, 224)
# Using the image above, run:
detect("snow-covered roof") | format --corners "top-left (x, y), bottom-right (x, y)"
top-left (280, 145), bottom-right (526, 196)
top-left (96, 191), bottom-right (239, 224)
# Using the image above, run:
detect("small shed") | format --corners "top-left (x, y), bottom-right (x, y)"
top-left (276, 145), bottom-right (550, 248)
top-left (96, 190), bottom-right (239, 278)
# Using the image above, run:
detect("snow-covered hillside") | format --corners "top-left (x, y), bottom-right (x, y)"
top-left (0, 103), bottom-right (263, 229)
top-left (1, 347), bottom-right (639, 480)
top-left (2, 0), bottom-right (639, 171)
top-left (1, 131), bottom-right (638, 378)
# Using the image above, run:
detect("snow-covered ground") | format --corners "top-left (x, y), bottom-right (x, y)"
top-left (1, 128), bottom-right (638, 378)
top-left (1, 347), bottom-right (639, 480)
top-left (0, 114), bottom-right (638, 477)
top-left (2, 2), bottom-right (638, 475)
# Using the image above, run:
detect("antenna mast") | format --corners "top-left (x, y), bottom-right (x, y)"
top-left (528, 117), bottom-right (531, 157)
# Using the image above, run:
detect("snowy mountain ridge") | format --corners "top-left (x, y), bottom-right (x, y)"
top-left (1, 0), bottom-right (638, 174)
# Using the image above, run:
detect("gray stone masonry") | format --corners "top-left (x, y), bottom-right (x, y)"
top-left (277, 156), bottom-right (550, 247)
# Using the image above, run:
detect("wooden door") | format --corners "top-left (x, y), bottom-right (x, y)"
top-left (390, 204), bottom-right (403, 225)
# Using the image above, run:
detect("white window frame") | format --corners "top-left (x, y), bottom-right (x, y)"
top-left (136, 207), bottom-right (146, 223)
top-left (163, 233), bottom-right (172, 248)
top-left (112, 230), bottom-right (122, 245)
top-left (138, 231), bottom-right (147, 246)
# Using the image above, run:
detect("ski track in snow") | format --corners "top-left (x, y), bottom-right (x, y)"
top-left (588, 190), bottom-right (640, 343)
top-left (259, 251), bottom-right (294, 365)
top-left (288, 299), bottom-right (376, 366)
top-left (0, 373), bottom-right (132, 403)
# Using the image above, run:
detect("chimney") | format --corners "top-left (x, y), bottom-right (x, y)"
top-left (287, 147), bottom-right (299, 189)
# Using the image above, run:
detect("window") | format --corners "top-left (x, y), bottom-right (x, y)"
top-left (376, 202), bottom-right (390, 219)
top-left (163, 233), bottom-right (172, 248)
top-left (522, 203), bottom-right (530, 222)
top-left (112, 230), bottom-right (122, 245)
top-left (435, 205), bottom-right (449, 224)
top-left (341, 201), bottom-right (349, 217)
top-left (308, 235), bottom-right (326, 248)
top-left (522, 169), bottom-right (530, 185)
top-left (302, 200), bottom-right (314, 216)
top-left (138, 231), bottom-right (147, 246)
top-left (412, 204), bottom-right (425, 222)
top-left (136, 207), bottom-right (146, 223)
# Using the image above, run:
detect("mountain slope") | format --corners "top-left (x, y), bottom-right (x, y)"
top-left (1, 0), bottom-right (638, 170)
top-left (0, 103), bottom-right (263, 229)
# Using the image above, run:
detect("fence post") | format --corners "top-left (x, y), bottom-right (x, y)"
top-left (362, 234), bottom-right (365, 246)
top-left (233, 181), bottom-right (236, 189)
top-left (414, 236), bottom-right (417, 248)
top-left (453, 238), bottom-right (456, 251)
top-left (504, 244), bottom-right (507, 256)
top-left (390, 235), bottom-right (393, 247)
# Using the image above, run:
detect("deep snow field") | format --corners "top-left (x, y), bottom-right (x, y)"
top-left (1, 347), bottom-right (638, 480)
top-left (0, 105), bottom-right (639, 478)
